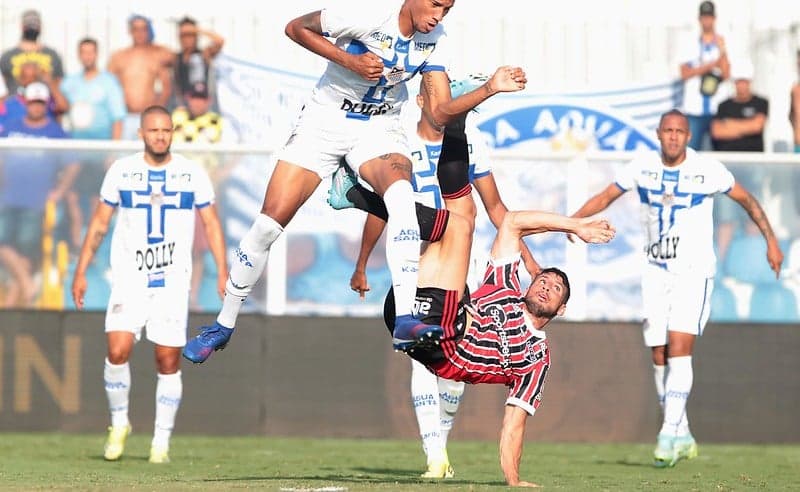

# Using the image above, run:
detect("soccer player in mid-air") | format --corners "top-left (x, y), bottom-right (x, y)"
top-left (332, 76), bottom-right (541, 478)
top-left (182, 0), bottom-right (528, 364)
top-left (71, 105), bottom-right (227, 463)
top-left (335, 129), bottom-right (615, 486)
top-left (570, 108), bottom-right (783, 467)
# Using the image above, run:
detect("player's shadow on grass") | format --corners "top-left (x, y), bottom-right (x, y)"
top-left (594, 458), bottom-right (653, 468)
top-left (203, 468), bottom-right (503, 486)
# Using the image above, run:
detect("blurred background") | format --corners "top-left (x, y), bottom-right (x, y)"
top-left (0, 0), bottom-right (798, 321)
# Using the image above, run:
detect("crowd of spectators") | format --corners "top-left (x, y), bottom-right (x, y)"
top-left (0, 9), bottom-right (225, 308)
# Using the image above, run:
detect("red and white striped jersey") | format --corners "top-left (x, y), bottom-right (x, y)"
top-left (433, 255), bottom-right (550, 416)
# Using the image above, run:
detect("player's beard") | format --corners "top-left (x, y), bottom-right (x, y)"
top-left (524, 297), bottom-right (559, 319)
top-left (145, 142), bottom-right (171, 162)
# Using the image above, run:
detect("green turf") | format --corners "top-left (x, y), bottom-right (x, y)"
top-left (0, 434), bottom-right (798, 491)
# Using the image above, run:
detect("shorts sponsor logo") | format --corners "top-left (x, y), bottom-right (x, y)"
top-left (412, 299), bottom-right (432, 317)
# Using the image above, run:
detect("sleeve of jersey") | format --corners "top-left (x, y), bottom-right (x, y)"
top-left (480, 253), bottom-right (522, 291)
top-left (194, 165), bottom-right (216, 209)
top-left (99, 163), bottom-right (120, 207)
top-left (712, 159), bottom-right (736, 194)
top-left (466, 125), bottom-right (492, 179)
top-left (320, 5), bottom-right (381, 40)
top-left (613, 158), bottom-right (638, 191)
top-left (506, 360), bottom-right (549, 416)
top-left (420, 30), bottom-right (449, 73)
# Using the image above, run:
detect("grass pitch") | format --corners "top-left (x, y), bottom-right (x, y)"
top-left (1, 433), bottom-right (798, 491)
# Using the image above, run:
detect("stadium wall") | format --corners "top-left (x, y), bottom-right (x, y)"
top-left (1, 312), bottom-right (798, 443)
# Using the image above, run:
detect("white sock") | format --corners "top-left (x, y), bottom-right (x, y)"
top-left (104, 358), bottom-right (130, 428)
top-left (217, 214), bottom-right (283, 328)
top-left (152, 371), bottom-right (183, 449)
top-left (653, 364), bottom-right (666, 412)
top-left (383, 180), bottom-right (420, 316)
top-left (411, 360), bottom-right (445, 463)
top-left (660, 356), bottom-right (693, 437)
top-left (438, 378), bottom-right (465, 446)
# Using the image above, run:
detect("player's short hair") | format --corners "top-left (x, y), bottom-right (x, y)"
top-left (536, 267), bottom-right (571, 304)
top-left (140, 105), bottom-right (171, 125)
top-left (658, 109), bottom-right (689, 129)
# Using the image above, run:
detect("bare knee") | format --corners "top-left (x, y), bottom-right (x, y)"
top-left (651, 345), bottom-right (667, 365)
top-left (107, 345), bottom-right (131, 365)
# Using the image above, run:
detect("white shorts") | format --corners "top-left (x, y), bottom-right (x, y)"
top-left (105, 286), bottom-right (189, 347)
top-left (274, 102), bottom-right (410, 179)
top-left (641, 264), bottom-right (714, 347)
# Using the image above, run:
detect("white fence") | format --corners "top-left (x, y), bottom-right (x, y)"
top-left (1, 138), bottom-right (797, 322)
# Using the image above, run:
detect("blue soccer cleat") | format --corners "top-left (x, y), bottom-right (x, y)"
top-left (182, 322), bottom-right (234, 364)
top-left (327, 164), bottom-right (358, 210)
top-left (392, 314), bottom-right (443, 351)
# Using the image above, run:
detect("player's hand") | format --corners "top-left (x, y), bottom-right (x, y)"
top-left (766, 240), bottom-right (784, 278)
top-left (71, 273), bottom-right (87, 310)
top-left (350, 270), bottom-right (370, 300)
top-left (488, 65), bottom-right (527, 94)
top-left (574, 218), bottom-right (616, 244)
top-left (347, 52), bottom-right (384, 82)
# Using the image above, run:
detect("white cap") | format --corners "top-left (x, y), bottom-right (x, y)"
top-left (24, 81), bottom-right (50, 101)
top-left (731, 59), bottom-right (754, 81)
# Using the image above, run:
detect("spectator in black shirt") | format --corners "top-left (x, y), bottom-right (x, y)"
top-left (711, 59), bottom-right (768, 151)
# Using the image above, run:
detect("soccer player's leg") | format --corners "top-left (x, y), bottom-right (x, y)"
top-left (184, 162), bottom-right (323, 363)
top-left (102, 290), bottom-right (143, 461)
top-left (411, 359), bottom-right (451, 478)
top-left (103, 331), bottom-right (135, 461)
top-left (663, 276), bottom-right (713, 464)
top-left (641, 266), bottom-right (677, 467)
top-left (149, 296), bottom-right (187, 463)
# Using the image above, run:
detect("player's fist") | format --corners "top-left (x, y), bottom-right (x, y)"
top-left (350, 270), bottom-right (370, 300)
top-left (488, 65), bottom-right (527, 94)
top-left (575, 217), bottom-right (616, 244)
top-left (348, 51), bottom-right (384, 81)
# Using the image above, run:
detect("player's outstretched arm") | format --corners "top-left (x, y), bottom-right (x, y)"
top-left (285, 11), bottom-right (383, 82)
top-left (474, 174), bottom-right (541, 276)
top-left (72, 201), bottom-right (115, 309)
top-left (351, 214), bottom-right (386, 299)
top-left (423, 66), bottom-right (526, 127)
top-left (726, 182), bottom-right (784, 277)
top-left (499, 405), bottom-right (539, 487)
top-left (492, 211), bottom-right (615, 260)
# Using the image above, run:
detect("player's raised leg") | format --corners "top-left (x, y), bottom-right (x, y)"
top-left (357, 152), bottom-right (427, 348)
top-left (183, 161), bottom-right (321, 363)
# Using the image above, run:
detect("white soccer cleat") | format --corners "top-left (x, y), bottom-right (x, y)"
top-left (148, 445), bottom-right (170, 464)
top-left (103, 425), bottom-right (131, 461)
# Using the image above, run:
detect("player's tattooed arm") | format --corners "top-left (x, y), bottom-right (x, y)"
top-left (727, 182), bottom-right (784, 276)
